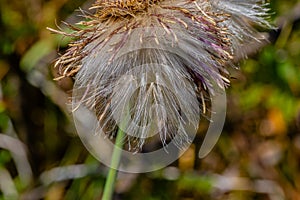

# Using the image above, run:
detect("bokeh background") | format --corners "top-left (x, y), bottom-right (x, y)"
top-left (0, 0), bottom-right (300, 199)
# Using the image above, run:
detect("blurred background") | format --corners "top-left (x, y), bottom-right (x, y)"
top-left (0, 0), bottom-right (300, 199)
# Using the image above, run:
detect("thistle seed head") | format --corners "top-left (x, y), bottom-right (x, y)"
top-left (49, 0), bottom-right (272, 151)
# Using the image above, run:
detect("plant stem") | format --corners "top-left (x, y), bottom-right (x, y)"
top-left (102, 128), bottom-right (125, 200)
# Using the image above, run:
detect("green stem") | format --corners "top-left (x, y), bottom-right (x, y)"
top-left (102, 128), bottom-right (125, 200)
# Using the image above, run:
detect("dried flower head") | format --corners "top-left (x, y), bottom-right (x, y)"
top-left (49, 0), bottom-right (272, 151)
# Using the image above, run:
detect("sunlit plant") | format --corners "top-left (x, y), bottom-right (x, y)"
top-left (48, 0), bottom-right (272, 199)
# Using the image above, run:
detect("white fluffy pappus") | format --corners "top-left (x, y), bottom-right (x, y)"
top-left (50, 0), bottom-right (272, 151)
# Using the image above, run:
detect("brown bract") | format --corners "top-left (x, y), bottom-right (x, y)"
top-left (91, 0), bottom-right (161, 20)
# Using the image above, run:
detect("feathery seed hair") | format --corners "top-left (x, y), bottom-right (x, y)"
top-left (49, 0), bottom-right (272, 151)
